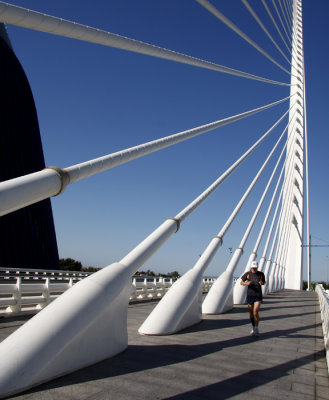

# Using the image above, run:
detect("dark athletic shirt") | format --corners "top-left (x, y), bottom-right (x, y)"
top-left (241, 270), bottom-right (265, 298)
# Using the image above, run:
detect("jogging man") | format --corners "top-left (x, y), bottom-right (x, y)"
top-left (240, 261), bottom-right (265, 337)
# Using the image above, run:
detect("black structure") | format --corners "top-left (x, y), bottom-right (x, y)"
top-left (0, 24), bottom-right (59, 269)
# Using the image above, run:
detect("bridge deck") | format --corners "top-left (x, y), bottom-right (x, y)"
top-left (1, 290), bottom-right (328, 399)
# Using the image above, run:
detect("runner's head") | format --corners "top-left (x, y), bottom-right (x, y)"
top-left (250, 261), bottom-right (258, 272)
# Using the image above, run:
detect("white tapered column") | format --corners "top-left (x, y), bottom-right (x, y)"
top-left (139, 237), bottom-right (221, 335)
top-left (258, 256), bottom-right (266, 272)
top-left (0, 218), bottom-right (178, 398)
top-left (283, 0), bottom-right (304, 290)
top-left (202, 248), bottom-right (243, 314)
top-left (273, 265), bottom-right (280, 292)
top-left (263, 259), bottom-right (272, 295)
top-left (268, 262), bottom-right (278, 293)
top-left (279, 266), bottom-right (284, 289)
top-left (0, 264), bottom-right (132, 398)
top-left (139, 268), bottom-right (204, 335)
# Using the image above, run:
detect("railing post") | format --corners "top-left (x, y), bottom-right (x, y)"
top-left (6, 277), bottom-right (22, 314)
top-left (38, 278), bottom-right (50, 310)
top-left (16, 277), bottom-right (22, 312)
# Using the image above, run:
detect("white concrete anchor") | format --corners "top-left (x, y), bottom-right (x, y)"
top-left (268, 262), bottom-right (277, 293)
top-left (139, 268), bottom-right (204, 335)
top-left (139, 236), bottom-right (221, 335)
top-left (262, 259), bottom-right (272, 295)
top-left (0, 263), bottom-right (132, 399)
top-left (0, 218), bottom-right (178, 398)
top-left (202, 269), bottom-right (234, 314)
top-left (202, 249), bottom-right (242, 314)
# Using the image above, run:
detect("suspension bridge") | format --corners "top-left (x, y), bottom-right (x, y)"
top-left (0, 0), bottom-right (328, 398)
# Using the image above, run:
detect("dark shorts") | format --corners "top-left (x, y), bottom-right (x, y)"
top-left (247, 295), bottom-right (262, 305)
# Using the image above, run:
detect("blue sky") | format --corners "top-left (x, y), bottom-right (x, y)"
top-left (4, 0), bottom-right (329, 281)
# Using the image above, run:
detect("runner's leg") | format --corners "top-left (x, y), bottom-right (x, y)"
top-left (248, 303), bottom-right (255, 326)
top-left (253, 301), bottom-right (262, 326)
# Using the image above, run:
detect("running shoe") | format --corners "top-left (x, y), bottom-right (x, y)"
top-left (254, 327), bottom-right (259, 337)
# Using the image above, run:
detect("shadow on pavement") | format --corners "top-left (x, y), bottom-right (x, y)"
top-left (15, 321), bottom-right (321, 398)
top-left (163, 350), bottom-right (324, 400)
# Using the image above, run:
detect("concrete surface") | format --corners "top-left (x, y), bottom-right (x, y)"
top-left (0, 289), bottom-right (328, 399)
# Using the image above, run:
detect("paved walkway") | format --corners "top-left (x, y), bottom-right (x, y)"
top-left (1, 290), bottom-right (328, 399)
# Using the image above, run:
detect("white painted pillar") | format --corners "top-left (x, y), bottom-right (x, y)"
top-left (268, 262), bottom-right (278, 293)
top-left (202, 248), bottom-right (243, 314)
top-left (263, 259), bottom-right (272, 295)
top-left (138, 236), bottom-right (221, 335)
top-left (283, 0), bottom-right (305, 290)
top-left (0, 218), bottom-right (178, 398)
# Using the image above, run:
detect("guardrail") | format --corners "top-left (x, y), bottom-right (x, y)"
top-left (316, 284), bottom-right (329, 373)
top-left (0, 267), bottom-right (215, 317)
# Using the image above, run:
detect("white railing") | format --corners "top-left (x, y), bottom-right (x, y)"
top-left (0, 266), bottom-right (91, 280)
top-left (0, 268), bottom-right (215, 317)
top-left (131, 275), bottom-right (223, 302)
top-left (316, 284), bottom-right (329, 373)
top-left (130, 276), bottom-right (174, 301)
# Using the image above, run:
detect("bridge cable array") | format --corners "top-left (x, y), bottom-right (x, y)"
top-left (0, 0), bottom-right (309, 397)
top-left (201, 105), bottom-right (297, 313)
top-left (262, 0), bottom-right (295, 61)
top-left (0, 96), bottom-right (290, 217)
top-left (232, 117), bottom-right (293, 303)
top-left (272, 0), bottom-right (292, 44)
top-left (196, 0), bottom-right (291, 75)
top-left (0, 1), bottom-right (289, 86)
top-left (241, 0), bottom-right (291, 66)
top-left (0, 98), bottom-right (295, 394)
top-left (139, 104), bottom-right (293, 331)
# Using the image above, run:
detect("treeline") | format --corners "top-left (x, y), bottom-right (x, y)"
top-left (59, 258), bottom-right (100, 273)
top-left (303, 281), bottom-right (329, 290)
top-left (135, 270), bottom-right (180, 279)
top-left (59, 258), bottom-right (180, 278)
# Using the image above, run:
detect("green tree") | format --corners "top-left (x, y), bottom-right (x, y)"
top-left (170, 271), bottom-right (180, 279)
top-left (59, 258), bottom-right (82, 271)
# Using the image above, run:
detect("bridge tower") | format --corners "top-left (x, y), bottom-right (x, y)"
top-left (282, 0), bottom-right (305, 290)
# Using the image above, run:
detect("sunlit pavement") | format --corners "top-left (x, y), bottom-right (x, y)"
top-left (1, 290), bottom-right (328, 399)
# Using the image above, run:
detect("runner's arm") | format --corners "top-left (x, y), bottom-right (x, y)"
top-left (259, 273), bottom-right (265, 285)
top-left (240, 273), bottom-right (251, 286)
